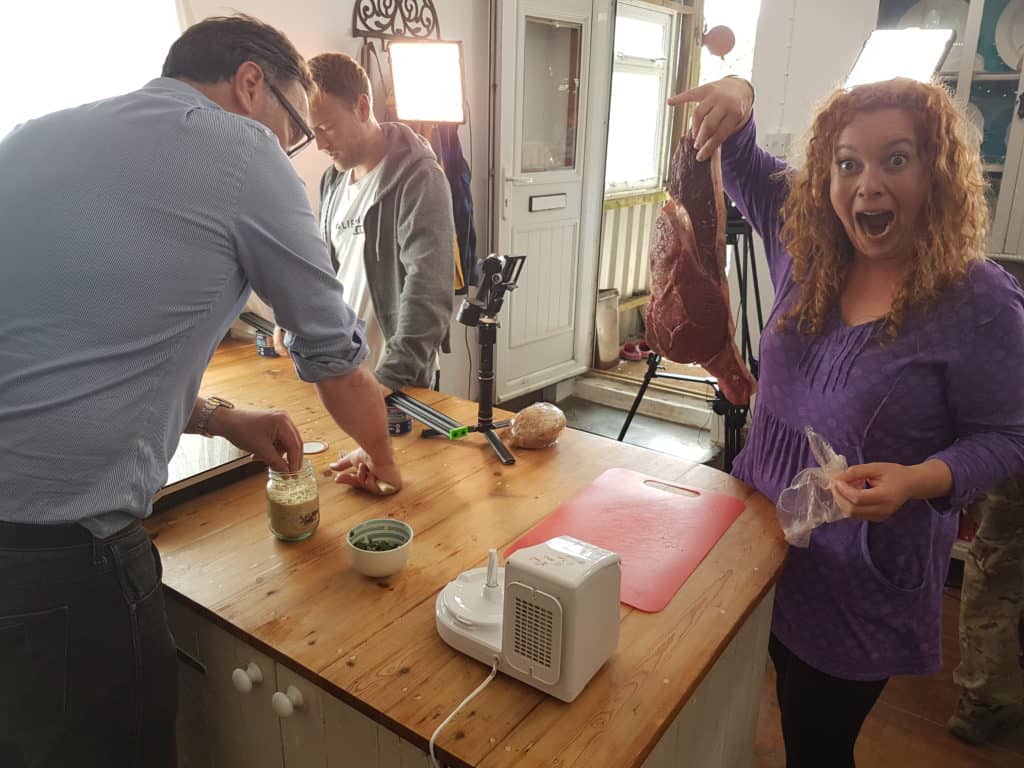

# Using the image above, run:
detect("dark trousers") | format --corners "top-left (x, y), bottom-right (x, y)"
top-left (769, 634), bottom-right (888, 768)
top-left (0, 520), bottom-right (178, 768)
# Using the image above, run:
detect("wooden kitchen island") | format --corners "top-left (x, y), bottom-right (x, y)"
top-left (147, 341), bottom-right (786, 768)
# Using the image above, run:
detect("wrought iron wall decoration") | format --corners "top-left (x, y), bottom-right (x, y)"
top-left (352, 0), bottom-right (441, 41)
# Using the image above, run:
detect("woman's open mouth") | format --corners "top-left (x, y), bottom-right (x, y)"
top-left (856, 210), bottom-right (895, 239)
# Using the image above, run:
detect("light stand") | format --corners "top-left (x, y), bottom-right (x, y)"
top-left (727, 196), bottom-right (764, 379)
top-left (616, 354), bottom-right (748, 473)
top-left (421, 254), bottom-right (525, 465)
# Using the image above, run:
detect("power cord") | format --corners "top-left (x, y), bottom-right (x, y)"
top-left (428, 656), bottom-right (500, 768)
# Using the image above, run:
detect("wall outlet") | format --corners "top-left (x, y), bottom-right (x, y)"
top-left (765, 132), bottom-right (792, 159)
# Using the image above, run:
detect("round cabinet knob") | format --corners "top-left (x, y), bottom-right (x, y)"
top-left (231, 662), bottom-right (264, 694)
top-left (271, 685), bottom-right (305, 718)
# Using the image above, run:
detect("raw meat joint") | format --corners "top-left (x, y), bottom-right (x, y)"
top-left (645, 138), bottom-right (757, 406)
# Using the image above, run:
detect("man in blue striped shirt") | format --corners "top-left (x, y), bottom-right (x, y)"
top-left (0, 15), bottom-right (400, 766)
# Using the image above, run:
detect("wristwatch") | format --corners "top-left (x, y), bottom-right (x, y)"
top-left (195, 396), bottom-right (234, 437)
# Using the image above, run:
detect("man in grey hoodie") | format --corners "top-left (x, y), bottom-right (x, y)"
top-left (274, 52), bottom-right (454, 395)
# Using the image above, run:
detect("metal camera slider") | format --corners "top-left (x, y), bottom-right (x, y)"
top-left (386, 392), bottom-right (469, 440)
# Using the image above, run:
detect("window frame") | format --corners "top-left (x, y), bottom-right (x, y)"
top-left (604, 1), bottom-right (680, 197)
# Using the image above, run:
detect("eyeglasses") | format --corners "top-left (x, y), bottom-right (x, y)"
top-left (266, 80), bottom-right (315, 158)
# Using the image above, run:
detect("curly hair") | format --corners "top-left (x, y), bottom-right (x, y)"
top-left (779, 78), bottom-right (989, 337)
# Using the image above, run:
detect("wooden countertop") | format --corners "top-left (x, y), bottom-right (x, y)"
top-left (146, 340), bottom-right (786, 768)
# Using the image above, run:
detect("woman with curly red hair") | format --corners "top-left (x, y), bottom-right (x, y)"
top-left (669, 77), bottom-right (1024, 766)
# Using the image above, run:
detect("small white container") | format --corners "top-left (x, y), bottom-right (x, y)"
top-left (346, 519), bottom-right (413, 578)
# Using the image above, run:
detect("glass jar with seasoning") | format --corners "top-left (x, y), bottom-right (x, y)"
top-left (266, 461), bottom-right (319, 541)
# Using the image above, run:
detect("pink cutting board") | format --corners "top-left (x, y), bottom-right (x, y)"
top-left (505, 468), bottom-right (745, 612)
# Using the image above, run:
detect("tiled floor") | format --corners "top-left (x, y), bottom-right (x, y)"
top-left (564, 392), bottom-right (1024, 767)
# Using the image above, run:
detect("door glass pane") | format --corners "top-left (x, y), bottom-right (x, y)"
top-left (522, 17), bottom-right (583, 173)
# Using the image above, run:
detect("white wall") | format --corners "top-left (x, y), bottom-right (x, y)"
top-left (181, 0), bottom-right (488, 398)
top-left (731, 0), bottom-right (879, 356)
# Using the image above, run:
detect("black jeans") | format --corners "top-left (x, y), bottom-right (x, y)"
top-left (0, 520), bottom-right (177, 768)
top-left (769, 634), bottom-right (888, 768)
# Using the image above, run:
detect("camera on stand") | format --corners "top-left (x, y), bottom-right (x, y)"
top-left (387, 254), bottom-right (526, 465)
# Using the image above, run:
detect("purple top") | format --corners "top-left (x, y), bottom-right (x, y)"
top-left (723, 118), bottom-right (1024, 680)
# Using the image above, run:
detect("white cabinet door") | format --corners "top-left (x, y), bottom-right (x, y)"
top-left (322, 689), bottom-right (431, 768)
top-left (231, 640), bottom-right (287, 768)
top-left (192, 614), bottom-right (284, 768)
top-left (275, 663), bottom-right (328, 767)
top-left (165, 596), bottom-right (210, 768)
top-left (167, 594), bottom-right (433, 768)
top-left (323, 693), bottom-right (380, 768)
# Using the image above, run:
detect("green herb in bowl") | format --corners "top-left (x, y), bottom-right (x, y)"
top-left (346, 518), bottom-right (414, 578)
top-left (353, 537), bottom-right (400, 552)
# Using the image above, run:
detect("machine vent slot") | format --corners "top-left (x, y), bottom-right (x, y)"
top-left (512, 595), bottom-right (554, 668)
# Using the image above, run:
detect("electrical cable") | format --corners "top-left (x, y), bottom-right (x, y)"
top-left (428, 657), bottom-right (500, 768)
top-left (460, 98), bottom-right (477, 402)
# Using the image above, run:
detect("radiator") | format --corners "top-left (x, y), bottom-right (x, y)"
top-left (598, 192), bottom-right (666, 299)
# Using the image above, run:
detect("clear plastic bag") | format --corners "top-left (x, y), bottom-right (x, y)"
top-left (776, 427), bottom-right (850, 547)
top-left (506, 403), bottom-right (566, 449)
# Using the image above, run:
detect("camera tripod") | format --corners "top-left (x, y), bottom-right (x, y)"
top-left (412, 254), bottom-right (526, 466)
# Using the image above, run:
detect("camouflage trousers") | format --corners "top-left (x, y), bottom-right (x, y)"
top-left (954, 474), bottom-right (1024, 707)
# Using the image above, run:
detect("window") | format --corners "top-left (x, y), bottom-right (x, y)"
top-left (604, 2), bottom-right (678, 194)
top-left (0, 2), bottom-right (181, 139)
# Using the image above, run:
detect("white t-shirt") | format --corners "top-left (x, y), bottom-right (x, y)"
top-left (325, 165), bottom-right (386, 369)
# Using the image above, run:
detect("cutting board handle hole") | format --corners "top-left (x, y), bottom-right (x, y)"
top-left (643, 480), bottom-right (699, 497)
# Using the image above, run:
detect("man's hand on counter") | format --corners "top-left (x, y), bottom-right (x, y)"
top-left (315, 365), bottom-right (401, 493)
top-left (208, 406), bottom-right (304, 472)
top-left (331, 448), bottom-right (402, 495)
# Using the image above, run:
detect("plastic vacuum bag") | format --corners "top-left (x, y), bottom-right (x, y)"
top-left (506, 403), bottom-right (567, 449)
top-left (776, 427), bottom-right (850, 547)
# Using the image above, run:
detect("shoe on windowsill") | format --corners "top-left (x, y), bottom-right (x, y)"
top-left (620, 342), bottom-right (644, 361)
top-left (948, 695), bottom-right (1024, 745)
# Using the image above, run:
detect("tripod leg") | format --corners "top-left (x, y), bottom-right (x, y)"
top-left (618, 353), bottom-right (659, 441)
top-left (734, 235), bottom-right (755, 373)
top-left (747, 233), bottom-right (766, 335)
top-left (483, 429), bottom-right (516, 465)
top-left (726, 421), bottom-right (736, 474)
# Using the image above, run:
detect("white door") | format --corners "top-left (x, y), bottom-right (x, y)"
top-left (492, 0), bottom-right (614, 400)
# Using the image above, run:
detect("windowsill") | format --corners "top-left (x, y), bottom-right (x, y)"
top-left (603, 189), bottom-right (669, 209)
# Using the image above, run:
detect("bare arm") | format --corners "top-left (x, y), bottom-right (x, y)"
top-left (315, 365), bottom-right (401, 492)
top-left (185, 397), bottom-right (305, 473)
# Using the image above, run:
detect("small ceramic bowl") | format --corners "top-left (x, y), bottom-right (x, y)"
top-left (346, 518), bottom-right (413, 578)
